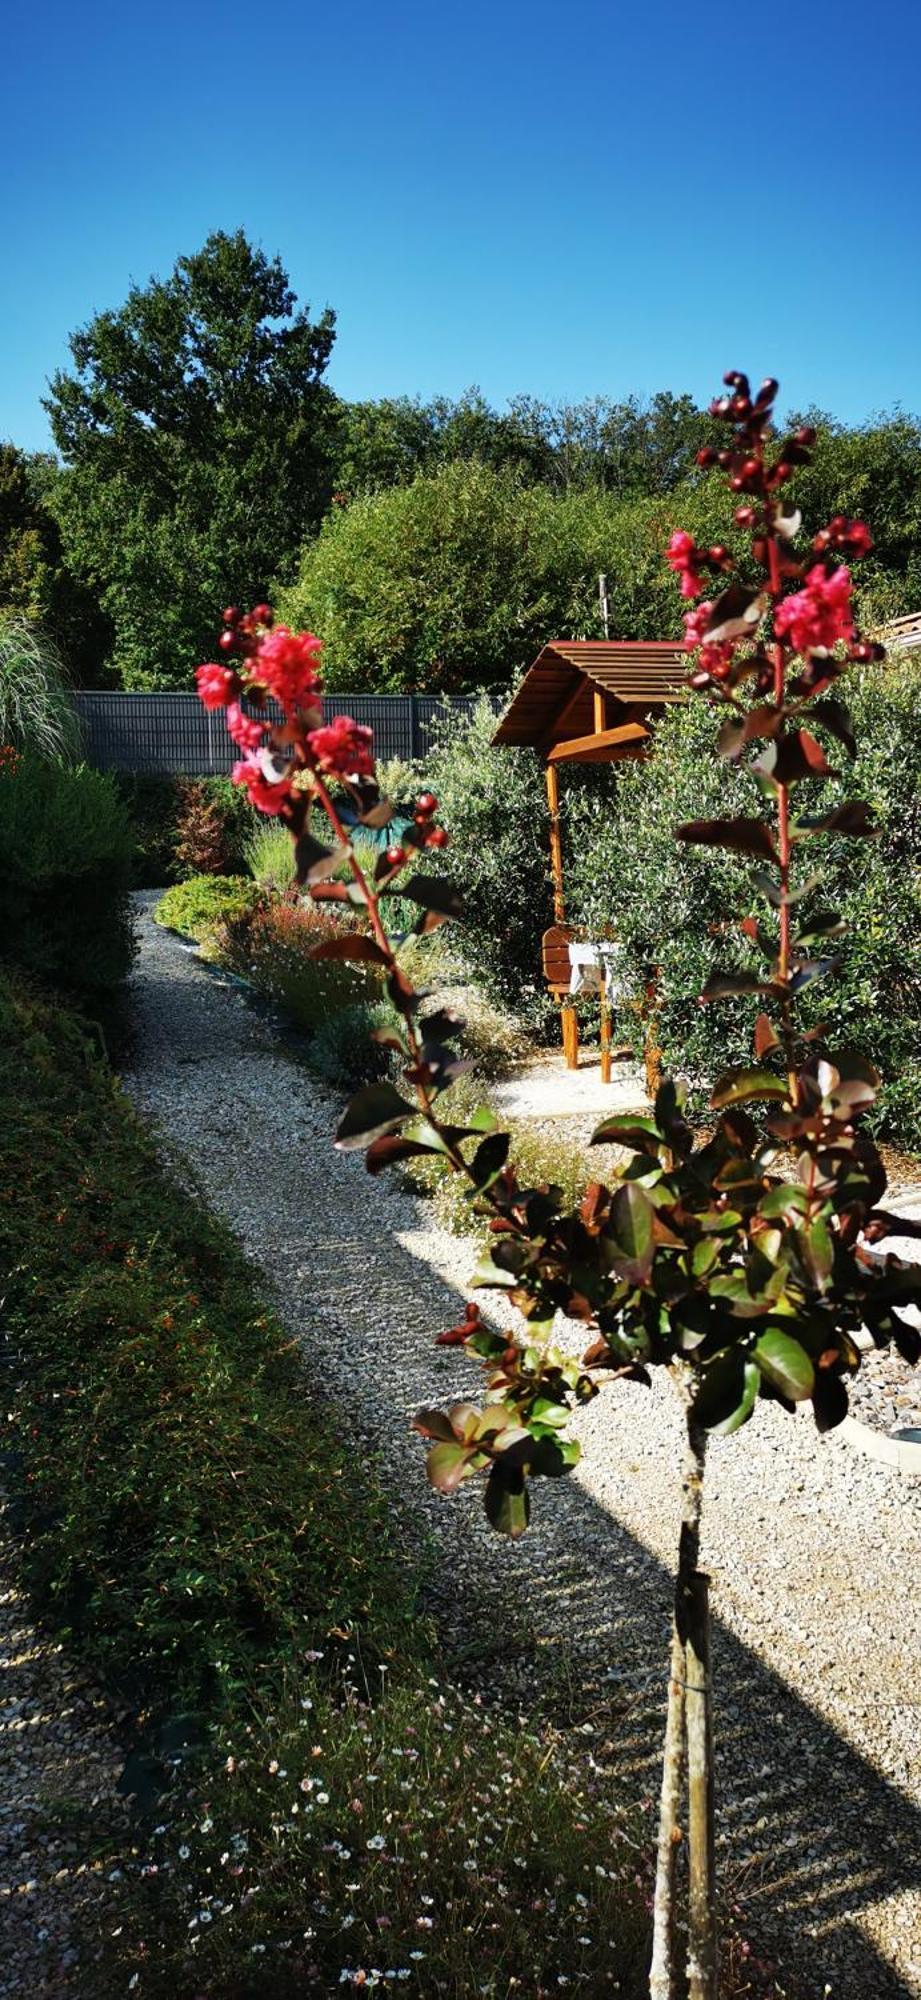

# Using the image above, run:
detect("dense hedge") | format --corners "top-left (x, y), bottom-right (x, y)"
top-left (0, 751), bottom-right (135, 995)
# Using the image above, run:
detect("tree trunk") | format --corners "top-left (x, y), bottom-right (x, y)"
top-left (685, 1570), bottom-right (717, 2000)
top-left (648, 1620), bottom-right (687, 2000)
top-left (648, 1402), bottom-right (713, 2000)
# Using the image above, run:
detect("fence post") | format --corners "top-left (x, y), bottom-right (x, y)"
top-left (409, 692), bottom-right (421, 761)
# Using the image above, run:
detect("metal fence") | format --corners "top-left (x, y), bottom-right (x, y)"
top-left (74, 691), bottom-right (501, 776)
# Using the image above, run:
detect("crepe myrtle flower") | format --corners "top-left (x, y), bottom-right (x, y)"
top-left (774, 562), bottom-right (854, 656)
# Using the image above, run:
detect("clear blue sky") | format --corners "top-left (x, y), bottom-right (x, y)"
top-left (4, 0), bottom-right (920, 453)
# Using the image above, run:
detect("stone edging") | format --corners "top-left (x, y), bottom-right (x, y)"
top-left (837, 1412), bottom-right (921, 1478)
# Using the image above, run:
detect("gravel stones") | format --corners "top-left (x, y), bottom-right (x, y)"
top-left (124, 896), bottom-right (921, 2000)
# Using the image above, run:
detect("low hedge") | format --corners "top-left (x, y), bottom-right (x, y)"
top-left (154, 873), bottom-right (260, 943)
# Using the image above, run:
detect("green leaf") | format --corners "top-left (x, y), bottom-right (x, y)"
top-left (812, 1371), bottom-right (849, 1432)
top-left (335, 1082), bottom-right (416, 1150)
top-left (531, 1435), bottom-right (581, 1476)
top-left (426, 1441), bottom-right (475, 1493)
top-left (608, 1182), bottom-right (655, 1282)
top-left (692, 1351), bottom-right (761, 1435)
top-left (711, 1067), bottom-right (789, 1109)
top-left (471, 1131), bottom-right (510, 1191)
top-left (759, 1182), bottom-right (809, 1220)
top-left (484, 1463), bottom-right (530, 1537)
top-left (470, 1249), bottom-right (519, 1290)
top-left (590, 1113), bottom-right (664, 1156)
top-left (753, 1329), bottom-right (815, 1401)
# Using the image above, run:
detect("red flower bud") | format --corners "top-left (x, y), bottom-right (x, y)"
top-left (218, 628), bottom-right (238, 653)
top-left (384, 844), bottom-right (407, 868)
top-left (696, 447), bottom-right (717, 468)
top-left (426, 826), bottom-right (449, 849)
top-left (252, 603), bottom-right (274, 626)
top-left (222, 606), bottom-right (240, 626)
top-left (416, 791), bottom-right (438, 816)
top-left (734, 506), bottom-right (756, 528)
top-left (795, 426), bottom-right (817, 447)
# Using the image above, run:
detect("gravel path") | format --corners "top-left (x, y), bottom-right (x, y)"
top-left (125, 895), bottom-right (921, 2000)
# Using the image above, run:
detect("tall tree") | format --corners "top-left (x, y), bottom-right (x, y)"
top-left (0, 444), bottom-right (112, 682)
top-left (45, 230), bottom-right (338, 687)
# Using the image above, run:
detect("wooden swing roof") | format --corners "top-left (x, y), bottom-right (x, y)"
top-left (492, 640), bottom-right (686, 763)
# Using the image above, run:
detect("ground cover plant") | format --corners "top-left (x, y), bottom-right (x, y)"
top-left (0, 969), bottom-right (653, 1997)
top-left (196, 374), bottom-right (921, 1998)
top-left (155, 873), bottom-right (260, 944)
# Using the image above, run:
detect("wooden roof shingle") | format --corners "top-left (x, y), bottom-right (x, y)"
top-left (492, 640), bottom-right (686, 750)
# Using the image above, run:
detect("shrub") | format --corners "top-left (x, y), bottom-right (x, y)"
top-left (425, 695), bottom-right (557, 1030)
top-left (216, 897), bottom-right (378, 1035)
top-left (566, 651), bottom-right (921, 1150)
top-left (0, 750), bottom-right (134, 993)
top-left (0, 612), bottom-right (82, 763)
top-left (154, 875), bottom-right (260, 944)
top-left (242, 820), bottom-right (297, 895)
top-left (173, 775), bottom-right (256, 876)
top-left (113, 774), bottom-right (182, 885)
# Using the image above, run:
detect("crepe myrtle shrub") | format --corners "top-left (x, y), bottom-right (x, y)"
top-left (195, 385), bottom-right (921, 2000)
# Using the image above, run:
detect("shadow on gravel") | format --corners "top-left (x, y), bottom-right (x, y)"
top-left (128, 913), bottom-right (920, 2000)
top-left (305, 1235), bottom-right (920, 2000)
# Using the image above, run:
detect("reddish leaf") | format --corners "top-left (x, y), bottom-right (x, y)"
top-left (309, 935), bottom-right (389, 966)
top-left (753, 1011), bottom-right (780, 1057)
top-left (677, 818), bottom-right (777, 860)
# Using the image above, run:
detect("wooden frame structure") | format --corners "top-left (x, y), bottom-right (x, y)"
top-left (492, 640), bottom-right (686, 1076)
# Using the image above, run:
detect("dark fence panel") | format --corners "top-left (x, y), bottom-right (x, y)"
top-left (74, 691), bottom-right (501, 776)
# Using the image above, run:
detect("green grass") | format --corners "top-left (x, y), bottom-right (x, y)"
top-left (0, 968), bottom-right (652, 1998)
top-left (154, 874), bottom-right (260, 945)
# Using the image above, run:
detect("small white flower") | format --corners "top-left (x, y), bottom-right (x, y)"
top-left (367, 1835), bottom-right (386, 1851)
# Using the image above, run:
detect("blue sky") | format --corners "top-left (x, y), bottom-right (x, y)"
top-left (4, 0), bottom-right (920, 452)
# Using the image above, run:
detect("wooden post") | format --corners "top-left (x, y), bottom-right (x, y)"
top-left (593, 686), bottom-right (607, 735)
top-left (545, 761), bottom-right (565, 922)
top-left (600, 991), bottom-right (612, 1085)
top-left (561, 1004), bottom-right (579, 1069)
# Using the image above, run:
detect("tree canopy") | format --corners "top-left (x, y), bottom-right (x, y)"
top-left (44, 230), bottom-right (338, 688)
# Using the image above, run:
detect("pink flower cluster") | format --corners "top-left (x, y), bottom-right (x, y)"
top-left (666, 531), bottom-right (705, 598)
top-left (194, 606), bottom-right (377, 816)
top-left (308, 714), bottom-right (375, 781)
top-left (774, 564), bottom-right (854, 656)
top-left (683, 602), bottom-right (735, 681)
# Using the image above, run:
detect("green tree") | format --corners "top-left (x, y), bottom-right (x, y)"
top-left (0, 445), bottom-right (110, 681)
top-left (45, 230), bottom-right (338, 688)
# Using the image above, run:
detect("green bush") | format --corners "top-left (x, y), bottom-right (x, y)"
top-left (114, 774), bottom-right (181, 885)
top-left (115, 774), bottom-right (259, 886)
top-left (425, 695), bottom-right (558, 1030)
top-left (155, 874), bottom-right (259, 943)
top-left (566, 653), bottom-right (921, 1151)
top-left (0, 751), bottom-right (134, 994)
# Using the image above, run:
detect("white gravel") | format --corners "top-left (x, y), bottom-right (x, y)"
top-left (123, 893), bottom-right (921, 2000)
